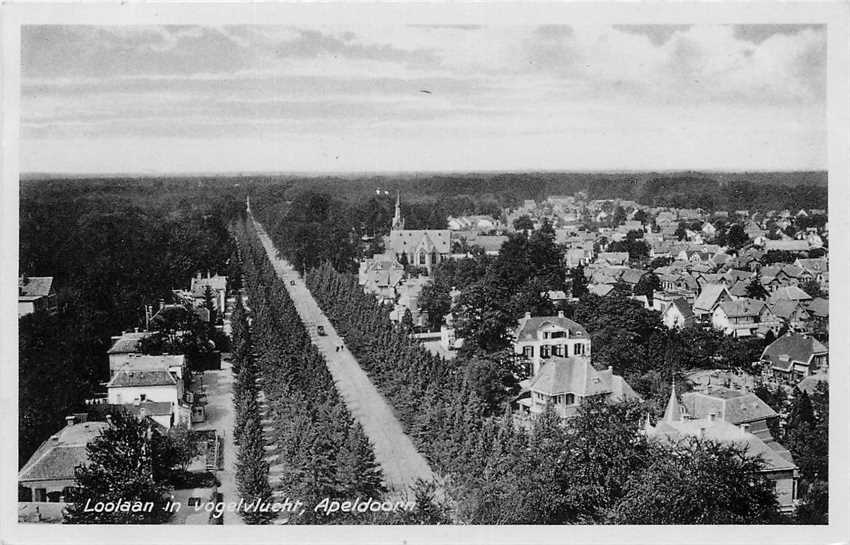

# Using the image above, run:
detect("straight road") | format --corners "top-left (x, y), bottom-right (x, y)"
top-left (251, 216), bottom-right (436, 499)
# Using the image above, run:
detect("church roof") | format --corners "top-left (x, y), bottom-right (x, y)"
top-left (387, 230), bottom-right (452, 254)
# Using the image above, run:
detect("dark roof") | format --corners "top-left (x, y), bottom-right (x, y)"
top-left (670, 297), bottom-right (694, 319)
top-left (18, 422), bottom-right (108, 482)
top-left (18, 276), bottom-right (54, 298)
top-left (768, 286), bottom-right (812, 302)
top-left (121, 400), bottom-right (174, 417)
top-left (107, 331), bottom-right (155, 354)
top-left (761, 333), bottom-right (828, 370)
top-left (107, 368), bottom-right (177, 388)
top-left (806, 297), bottom-right (828, 318)
top-left (682, 387), bottom-right (778, 425)
top-left (514, 315), bottom-right (588, 342)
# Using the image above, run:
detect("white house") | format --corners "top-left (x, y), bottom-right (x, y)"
top-left (513, 312), bottom-right (591, 377)
top-left (662, 298), bottom-right (695, 329)
top-left (518, 357), bottom-right (640, 419)
top-left (107, 368), bottom-right (182, 407)
top-left (711, 299), bottom-right (781, 338)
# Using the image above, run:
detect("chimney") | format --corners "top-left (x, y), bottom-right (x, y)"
top-left (105, 414), bottom-right (113, 426)
top-left (709, 412), bottom-right (717, 422)
top-left (557, 310), bottom-right (564, 318)
top-left (524, 311), bottom-right (532, 319)
top-left (134, 327), bottom-right (139, 333)
top-left (740, 423), bottom-right (750, 433)
top-left (159, 299), bottom-right (165, 310)
top-left (64, 415), bottom-right (76, 427)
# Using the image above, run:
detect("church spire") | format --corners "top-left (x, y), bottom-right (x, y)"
top-left (391, 190), bottom-right (404, 230)
top-left (662, 382), bottom-right (683, 422)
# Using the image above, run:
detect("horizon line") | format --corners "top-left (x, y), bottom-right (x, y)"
top-left (20, 168), bottom-right (828, 179)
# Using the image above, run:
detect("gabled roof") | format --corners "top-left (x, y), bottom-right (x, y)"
top-left (693, 283), bottom-right (730, 312)
top-left (18, 276), bottom-right (54, 298)
top-left (667, 297), bottom-right (694, 320)
top-left (716, 298), bottom-right (767, 319)
top-left (619, 268), bottom-right (647, 285)
top-left (768, 286), bottom-right (812, 303)
top-left (514, 314), bottom-right (588, 342)
top-left (387, 229), bottom-right (452, 254)
top-left (769, 300), bottom-right (807, 321)
top-left (18, 422), bottom-right (108, 482)
top-left (761, 333), bottom-right (828, 370)
top-left (806, 297), bottom-right (828, 318)
top-left (107, 368), bottom-right (177, 388)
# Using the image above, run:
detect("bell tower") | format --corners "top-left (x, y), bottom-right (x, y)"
top-left (391, 191), bottom-right (405, 230)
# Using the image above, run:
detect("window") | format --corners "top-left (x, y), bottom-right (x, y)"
top-left (565, 393), bottom-right (575, 405)
top-left (541, 345), bottom-right (550, 359)
top-left (523, 345), bottom-right (534, 358)
top-left (551, 331), bottom-right (566, 339)
top-left (552, 344), bottom-right (563, 357)
top-left (419, 253), bottom-right (426, 265)
top-left (574, 343), bottom-right (585, 356)
top-left (140, 394), bottom-right (146, 401)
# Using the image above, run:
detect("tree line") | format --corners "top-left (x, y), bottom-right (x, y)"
top-left (303, 261), bottom-right (788, 523)
top-left (231, 219), bottom-right (421, 524)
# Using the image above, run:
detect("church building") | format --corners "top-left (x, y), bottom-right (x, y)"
top-left (385, 192), bottom-right (452, 273)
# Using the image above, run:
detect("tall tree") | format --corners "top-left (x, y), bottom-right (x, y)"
top-left (65, 411), bottom-right (174, 524)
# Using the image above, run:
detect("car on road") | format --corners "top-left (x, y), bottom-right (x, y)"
top-left (317, 325), bottom-right (326, 336)
top-left (290, 280), bottom-right (296, 285)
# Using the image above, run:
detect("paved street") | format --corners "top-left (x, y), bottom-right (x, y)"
top-left (252, 217), bottom-right (436, 499)
top-left (191, 361), bottom-right (244, 525)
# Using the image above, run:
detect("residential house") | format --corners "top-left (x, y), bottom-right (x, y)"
top-left (18, 415), bottom-right (108, 502)
top-left (189, 272), bottom-right (227, 311)
top-left (587, 283), bottom-right (615, 297)
top-left (692, 284), bottom-right (734, 320)
top-left (18, 276), bottom-right (57, 317)
top-left (681, 386), bottom-right (779, 441)
top-left (596, 252), bottom-right (630, 266)
top-left (768, 285), bottom-right (812, 304)
top-left (645, 388), bottom-right (798, 513)
top-left (513, 312), bottom-right (591, 377)
top-left (794, 258), bottom-right (827, 284)
top-left (109, 352), bottom-right (185, 379)
top-left (762, 239), bottom-right (811, 252)
top-left (768, 300), bottom-right (811, 332)
top-left (711, 299), bottom-right (780, 338)
top-left (107, 330), bottom-right (157, 370)
top-left (517, 357), bottom-right (640, 419)
top-left (446, 215), bottom-right (500, 232)
top-left (389, 275), bottom-right (431, 327)
top-left (359, 253), bottom-right (405, 302)
top-left (761, 333), bottom-right (829, 383)
top-left (662, 298), bottom-right (695, 329)
top-left (107, 368), bottom-right (183, 407)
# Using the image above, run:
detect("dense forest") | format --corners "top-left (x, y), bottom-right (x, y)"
top-left (18, 178), bottom-right (242, 465)
top-left (247, 171), bottom-right (827, 275)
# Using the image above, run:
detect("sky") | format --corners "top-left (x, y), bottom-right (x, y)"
top-left (20, 24), bottom-right (826, 174)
